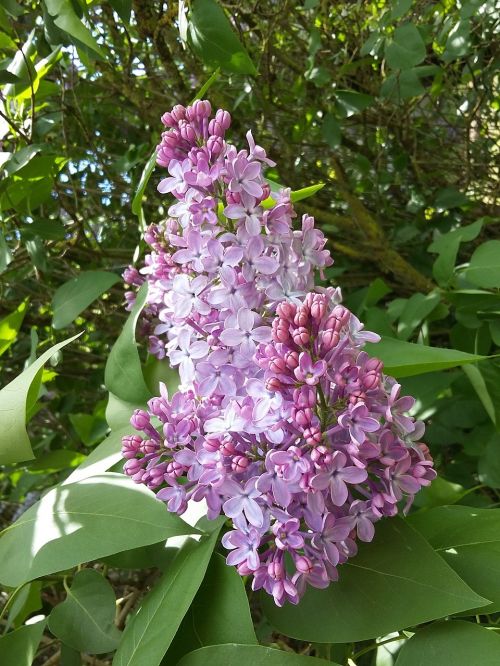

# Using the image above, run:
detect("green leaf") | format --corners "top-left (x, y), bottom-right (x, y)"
top-left (63, 425), bottom-right (130, 484)
top-left (48, 569), bottom-right (122, 653)
top-left (69, 411), bottom-right (108, 446)
top-left (131, 149), bottom-right (157, 217)
top-left (113, 524), bottom-right (223, 666)
top-left (166, 553), bottom-right (257, 662)
top-left (0, 473), bottom-right (196, 587)
top-left (0, 619), bottom-right (46, 666)
top-left (104, 283), bottom-right (152, 404)
top-left (52, 270), bottom-right (119, 329)
top-left (0, 0), bottom-right (23, 17)
top-left (443, 19), bottom-right (471, 62)
top-left (262, 183), bottom-right (325, 209)
top-left (390, 0), bottom-right (413, 19)
top-left (335, 90), bottom-right (374, 116)
top-left (177, 645), bottom-right (333, 666)
top-left (478, 433), bottom-right (500, 488)
top-left (364, 337), bottom-right (485, 377)
top-left (109, 0), bottom-right (132, 23)
top-left (465, 241), bottom-right (500, 289)
top-left (395, 620), bottom-right (500, 666)
top-left (43, 0), bottom-right (106, 58)
top-left (397, 292), bottom-right (440, 340)
top-left (463, 359), bottom-right (500, 428)
top-left (409, 506), bottom-right (500, 614)
top-left (29, 449), bottom-right (86, 473)
top-left (322, 113), bottom-right (341, 148)
top-left (434, 187), bottom-right (469, 210)
top-left (412, 476), bottom-right (465, 509)
top-left (385, 24), bottom-right (426, 70)
top-left (187, 0), bottom-right (257, 75)
top-left (262, 518), bottom-right (487, 643)
top-left (0, 333), bottom-right (81, 465)
top-left (380, 69), bottom-right (425, 100)
top-left (0, 298), bottom-right (28, 356)
top-left (21, 218), bottom-right (66, 241)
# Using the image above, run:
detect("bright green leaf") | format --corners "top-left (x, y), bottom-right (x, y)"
top-left (29, 449), bottom-right (86, 473)
top-left (48, 569), bottom-right (122, 653)
top-left (262, 518), bottom-right (487, 643)
top-left (52, 270), bottom-right (120, 329)
top-left (365, 337), bottom-right (485, 377)
top-left (63, 425), bottom-right (130, 484)
top-left (0, 473), bottom-right (197, 587)
top-left (0, 333), bottom-right (81, 465)
top-left (397, 292), bottom-right (441, 340)
top-left (109, 0), bottom-right (132, 23)
top-left (0, 298), bottom-right (28, 356)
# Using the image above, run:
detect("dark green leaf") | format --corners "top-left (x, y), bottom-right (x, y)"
top-left (187, 0), bottom-right (257, 75)
top-left (48, 569), bottom-right (122, 653)
top-left (335, 90), bottom-right (374, 116)
top-left (409, 506), bottom-right (500, 613)
top-left (113, 524), bottom-right (223, 666)
top-left (395, 621), bottom-right (500, 666)
top-left (263, 518), bottom-right (486, 643)
top-left (380, 69), bottom-right (425, 99)
top-left (52, 270), bottom-right (120, 329)
top-left (104, 283), bottom-right (152, 404)
top-left (109, 0), bottom-right (132, 23)
top-left (397, 292), bottom-right (440, 340)
top-left (178, 645), bottom-right (333, 666)
top-left (0, 473), bottom-right (197, 586)
top-left (64, 425), bottom-right (130, 484)
top-left (0, 333), bottom-right (81, 465)
top-left (322, 113), bottom-right (341, 148)
top-left (434, 187), bottom-right (470, 210)
top-left (478, 433), bottom-right (500, 488)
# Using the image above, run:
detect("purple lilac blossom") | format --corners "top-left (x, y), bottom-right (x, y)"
top-left (122, 100), bottom-right (436, 606)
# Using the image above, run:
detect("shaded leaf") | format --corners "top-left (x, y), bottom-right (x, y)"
top-left (43, 0), bottom-right (105, 58)
top-left (48, 569), bottom-right (122, 653)
top-left (465, 241), bottom-right (500, 289)
top-left (409, 506), bottom-right (500, 613)
top-left (0, 619), bottom-right (46, 666)
top-left (385, 24), bottom-right (426, 70)
top-left (177, 645), bottom-right (333, 666)
top-left (395, 620), bottom-right (500, 666)
top-left (0, 298), bottom-right (28, 356)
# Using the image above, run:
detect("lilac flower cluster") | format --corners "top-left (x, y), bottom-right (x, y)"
top-left (122, 100), bottom-right (436, 605)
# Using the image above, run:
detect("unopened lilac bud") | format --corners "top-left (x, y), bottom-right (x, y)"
top-left (268, 560), bottom-right (284, 580)
top-left (203, 437), bottom-right (221, 452)
top-left (304, 426), bottom-right (322, 446)
top-left (296, 555), bottom-right (313, 574)
top-left (349, 389), bottom-right (366, 404)
top-left (166, 461), bottom-right (184, 478)
top-left (266, 377), bottom-right (282, 392)
top-left (285, 350), bottom-right (299, 370)
top-left (293, 407), bottom-right (313, 427)
top-left (180, 123), bottom-right (196, 143)
top-left (270, 357), bottom-right (286, 374)
top-left (215, 108), bottom-right (231, 130)
top-left (124, 458), bottom-right (143, 476)
top-left (140, 438), bottom-right (158, 454)
top-left (320, 329), bottom-right (340, 351)
top-left (363, 370), bottom-right (380, 390)
top-left (366, 357), bottom-right (383, 373)
top-left (310, 295), bottom-right (327, 321)
top-left (273, 319), bottom-right (290, 343)
top-left (232, 455), bottom-right (249, 473)
top-left (276, 301), bottom-right (296, 322)
top-left (131, 409), bottom-right (150, 430)
top-left (294, 306), bottom-right (309, 328)
top-left (292, 326), bottom-right (310, 346)
top-left (332, 305), bottom-right (350, 326)
top-left (207, 135), bottom-right (224, 156)
top-left (221, 440), bottom-right (236, 456)
top-left (121, 435), bottom-right (142, 459)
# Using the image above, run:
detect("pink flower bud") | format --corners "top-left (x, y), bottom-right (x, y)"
top-left (292, 326), bottom-right (310, 346)
top-left (304, 426), bottom-right (322, 446)
top-left (285, 350), bottom-right (299, 369)
top-left (276, 301), bottom-right (296, 321)
top-left (266, 377), bottom-right (282, 392)
top-left (296, 556), bottom-right (313, 574)
top-left (232, 455), bottom-right (249, 473)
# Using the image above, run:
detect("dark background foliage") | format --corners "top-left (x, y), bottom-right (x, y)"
top-left (0, 0), bottom-right (499, 664)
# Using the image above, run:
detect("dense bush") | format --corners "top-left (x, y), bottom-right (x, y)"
top-left (0, 1), bottom-right (499, 664)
